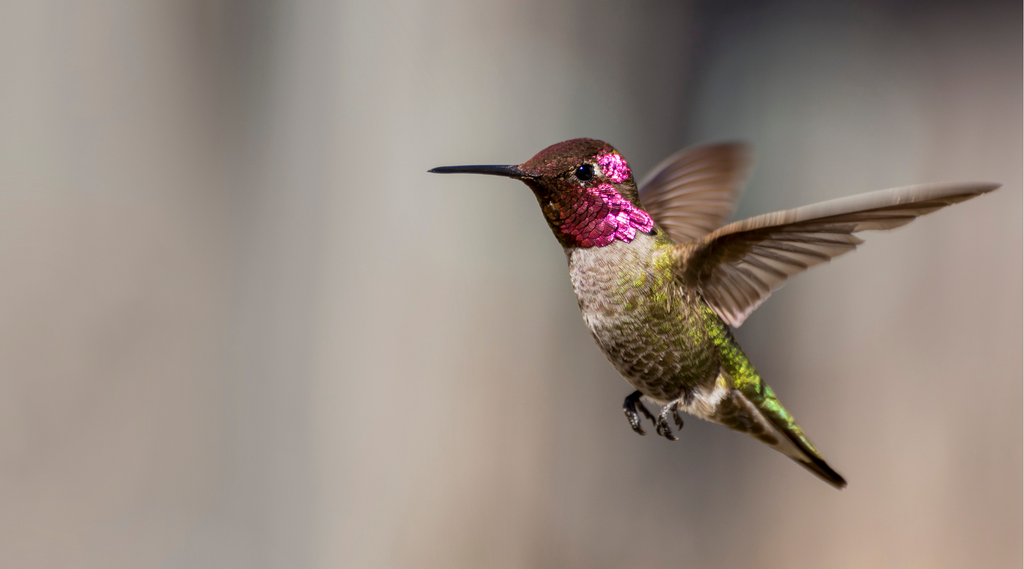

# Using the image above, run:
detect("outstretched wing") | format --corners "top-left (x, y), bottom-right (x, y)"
top-left (672, 182), bottom-right (1000, 327)
top-left (638, 143), bottom-right (752, 244)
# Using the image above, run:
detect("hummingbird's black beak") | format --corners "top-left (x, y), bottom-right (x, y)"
top-left (428, 164), bottom-right (530, 179)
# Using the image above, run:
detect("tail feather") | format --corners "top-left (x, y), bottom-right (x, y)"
top-left (762, 395), bottom-right (847, 488)
top-left (717, 384), bottom-right (847, 489)
top-left (787, 437), bottom-right (847, 489)
top-left (710, 306), bottom-right (846, 488)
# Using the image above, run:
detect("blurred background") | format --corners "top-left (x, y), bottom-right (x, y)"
top-left (0, 0), bottom-right (1020, 567)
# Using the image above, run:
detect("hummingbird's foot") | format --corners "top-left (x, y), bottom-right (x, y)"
top-left (655, 400), bottom-right (684, 441)
top-left (623, 390), bottom-right (656, 435)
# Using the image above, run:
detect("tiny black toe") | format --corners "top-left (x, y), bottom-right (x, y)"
top-left (623, 391), bottom-right (650, 436)
top-left (672, 408), bottom-right (685, 430)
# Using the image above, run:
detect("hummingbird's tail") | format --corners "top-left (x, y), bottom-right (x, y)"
top-left (709, 320), bottom-right (847, 488)
top-left (713, 384), bottom-right (847, 488)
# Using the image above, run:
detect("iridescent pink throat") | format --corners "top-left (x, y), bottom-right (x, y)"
top-left (554, 152), bottom-right (654, 248)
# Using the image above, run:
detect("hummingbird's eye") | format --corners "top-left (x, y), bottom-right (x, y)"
top-left (575, 163), bottom-right (596, 182)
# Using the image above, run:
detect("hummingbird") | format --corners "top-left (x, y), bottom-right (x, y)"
top-left (430, 138), bottom-right (998, 488)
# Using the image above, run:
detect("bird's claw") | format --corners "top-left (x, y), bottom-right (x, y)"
top-left (655, 400), bottom-right (684, 441)
top-left (673, 407), bottom-right (685, 430)
top-left (623, 390), bottom-right (656, 436)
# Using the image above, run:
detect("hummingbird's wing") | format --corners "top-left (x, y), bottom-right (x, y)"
top-left (672, 182), bottom-right (1000, 327)
top-left (637, 143), bottom-right (752, 244)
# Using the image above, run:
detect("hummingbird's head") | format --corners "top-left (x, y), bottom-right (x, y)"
top-left (431, 138), bottom-right (654, 248)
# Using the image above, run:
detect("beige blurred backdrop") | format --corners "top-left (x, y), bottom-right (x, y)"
top-left (0, 1), bottom-right (1020, 568)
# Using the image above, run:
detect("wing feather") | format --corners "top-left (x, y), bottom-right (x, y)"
top-left (673, 182), bottom-right (999, 327)
top-left (638, 143), bottom-right (752, 243)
